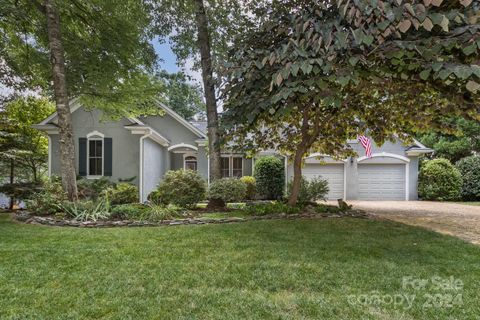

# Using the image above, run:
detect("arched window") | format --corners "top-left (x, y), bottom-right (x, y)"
top-left (184, 156), bottom-right (197, 171)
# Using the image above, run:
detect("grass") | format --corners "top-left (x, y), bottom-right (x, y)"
top-left (1, 213), bottom-right (480, 319)
top-left (454, 202), bottom-right (480, 207)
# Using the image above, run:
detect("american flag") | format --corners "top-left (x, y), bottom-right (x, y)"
top-left (358, 135), bottom-right (372, 158)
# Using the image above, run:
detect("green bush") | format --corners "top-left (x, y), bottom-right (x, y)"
top-left (143, 204), bottom-right (183, 221)
top-left (110, 204), bottom-right (149, 220)
top-left (156, 170), bottom-right (206, 208)
top-left (103, 183), bottom-right (139, 205)
top-left (287, 176), bottom-right (329, 205)
top-left (244, 201), bottom-right (301, 216)
top-left (314, 204), bottom-right (344, 214)
top-left (456, 155), bottom-right (480, 201)
top-left (208, 178), bottom-right (247, 204)
top-left (418, 159), bottom-right (463, 201)
top-left (240, 176), bottom-right (257, 200)
top-left (26, 179), bottom-right (66, 215)
top-left (77, 177), bottom-right (115, 200)
top-left (61, 199), bottom-right (111, 221)
top-left (0, 182), bottom-right (43, 202)
top-left (254, 156), bottom-right (285, 200)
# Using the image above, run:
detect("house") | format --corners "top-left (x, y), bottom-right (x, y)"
top-left (34, 99), bottom-right (433, 202)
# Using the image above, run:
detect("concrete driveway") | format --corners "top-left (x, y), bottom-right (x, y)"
top-left (349, 201), bottom-right (480, 245)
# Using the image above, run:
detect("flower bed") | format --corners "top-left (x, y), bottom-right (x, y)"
top-left (15, 209), bottom-right (369, 228)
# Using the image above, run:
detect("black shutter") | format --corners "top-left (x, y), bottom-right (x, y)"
top-left (79, 138), bottom-right (87, 176)
top-left (104, 138), bottom-right (113, 176)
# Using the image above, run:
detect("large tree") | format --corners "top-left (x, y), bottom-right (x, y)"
top-left (1, 0), bottom-right (162, 200)
top-left (222, 0), bottom-right (480, 205)
top-left (151, 0), bottom-right (264, 180)
top-left (157, 71), bottom-right (205, 120)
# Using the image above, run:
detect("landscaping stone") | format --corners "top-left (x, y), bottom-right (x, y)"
top-left (14, 209), bottom-right (370, 228)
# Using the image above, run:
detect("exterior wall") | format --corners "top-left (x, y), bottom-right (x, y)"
top-left (49, 107), bottom-right (140, 184)
top-left (142, 138), bottom-right (166, 201)
top-left (243, 158), bottom-right (253, 176)
top-left (170, 153), bottom-right (184, 171)
top-left (408, 157), bottom-right (419, 200)
top-left (197, 146), bottom-right (208, 180)
top-left (141, 114), bottom-right (201, 145)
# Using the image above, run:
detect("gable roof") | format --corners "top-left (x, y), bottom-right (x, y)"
top-left (35, 98), bottom-right (207, 139)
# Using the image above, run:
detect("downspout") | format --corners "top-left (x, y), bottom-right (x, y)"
top-left (139, 130), bottom-right (152, 203)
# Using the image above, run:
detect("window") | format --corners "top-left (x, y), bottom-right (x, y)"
top-left (220, 156), bottom-right (243, 178)
top-left (221, 157), bottom-right (230, 178)
top-left (88, 139), bottom-right (103, 176)
top-left (232, 157), bottom-right (243, 177)
top-left (184, 156), bottom-right (197, 171)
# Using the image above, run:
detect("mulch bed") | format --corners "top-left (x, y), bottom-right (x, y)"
top-left (12, 210), bottom-right (370, 228)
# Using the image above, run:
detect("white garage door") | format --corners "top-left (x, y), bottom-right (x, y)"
top-left (358, 164), bottom-right (406, 200)
top-left (303, 164), bottom-right (344, 200)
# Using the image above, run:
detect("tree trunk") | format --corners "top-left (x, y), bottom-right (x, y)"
top-left (44, 0), bottom-right (77, 200)
top-left (193, 0), bottom-right (222, 181)
top-left (9, 159), bottom-right (14, 210)
top-left (288, 149), bottom-right (304, 206)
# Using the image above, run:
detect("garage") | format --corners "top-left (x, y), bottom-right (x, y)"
top-left (303, 163), bottom-right (344, 200)
top-left (357, 164), bottom-right (406, 200)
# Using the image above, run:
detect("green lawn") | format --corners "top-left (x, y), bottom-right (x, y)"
top-left (1, 213), bottom-right (479, 319)
top-left (455, 202), bottom-right (480, 206)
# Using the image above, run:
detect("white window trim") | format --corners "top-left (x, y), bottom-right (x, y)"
top-left (86, 131), bottom-right (104, 179)
top-left (183, 153), bottom-right (198, 170)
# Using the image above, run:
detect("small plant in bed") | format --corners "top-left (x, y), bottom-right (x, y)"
top-left (110, 203), bottom-right (150, 220)
top-left (244, 201), bottom-right (301, 216)
top-left (61, 199), bottom-right (111, 222)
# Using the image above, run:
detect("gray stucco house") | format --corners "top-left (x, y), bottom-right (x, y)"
top-left (34, 99), bottom-right (432, 202)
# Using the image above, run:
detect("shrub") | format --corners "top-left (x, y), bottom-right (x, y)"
top-left (254, 156), bottom-right (285, 200)
top-left (26, 179), bottom-right (66, 215)
top-left (61, 199), bottom-right (111, 221)
top-left (456, 155), bottom-right (480, 201)
top-left (77, 177), bottom-right (114, 200)
top-left (314, 204), bottom-right (344, 214)
top-left (143, 204), bottom-right (183, 221)
top-left (208, 178), bottom-right (247, 205)
top-left (418, 159), bottom-right (463, 201)
top-left (240, 176), bottom-right (257, 200)
top-left (287, 176), bottom-right (329, 205)
top-left (244, 201), bottom-right (301, 216)
top-left (110, 203), bottom-right (149, 220)
top-left (156, 170), bottom-right (206, 208)
top-left (103, 183), bottom-right (139, 205)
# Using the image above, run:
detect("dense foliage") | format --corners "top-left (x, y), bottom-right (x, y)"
top-left (244, 201), bottom-right (301, 216)
top-left (77, 177), bottom-right (115, 200)
top-left (287, 176), bottom-right (329, 205)
top-left (254, 156), bottom-right (285, 200)
top-left (418, 159), bottom-right (463, 201)
top-left (240, 176), bottom-right (257, 200)
top-left (222, 0), bottom-right (480, 204)
top-left (26, 179), bottom-right (67, 216)
top-left (207, 178), bottom-right (247, 204)
top-left (103, 183), bottom-right (139, 205)
top-left (419, 118), bottom-right (480, 163)
top-left (456, 155), bottom-right (480, 201)
top-left (155, 170), bottom-right (206, 208)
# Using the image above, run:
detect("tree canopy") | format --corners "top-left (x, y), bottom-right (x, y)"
top-left (157, 71), bottom-right (205, 120)
top-left (0, 0), bottom-right (162, 117)
top-left (222, 0), bottom-right (480, 204)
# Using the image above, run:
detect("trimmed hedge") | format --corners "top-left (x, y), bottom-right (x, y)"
top-left (240, 176), bottom-right (257, 200)
top-left (418, 158), bottom-right (462, 201)
top-left (155, 170), bottom-right (206, 208)
top-left (254, 156), bottom-right (284, 200)
top-left (456, 155), bottom-right (480, 201)
top-left (208, 178), bottom-right (247, 204)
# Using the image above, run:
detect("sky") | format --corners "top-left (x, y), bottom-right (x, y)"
top-left (152, 38), bottom-right (202, 85)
